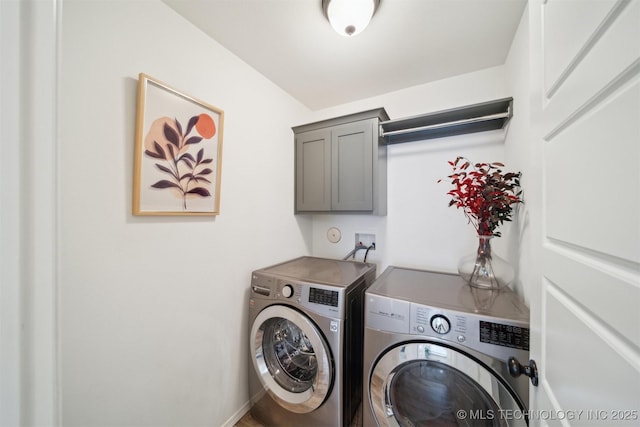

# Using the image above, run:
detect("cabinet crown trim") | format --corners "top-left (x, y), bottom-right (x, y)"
top-left (292, 108), bottom-right (389, 134)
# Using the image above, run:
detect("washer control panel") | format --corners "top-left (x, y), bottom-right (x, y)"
top-left (251, 272), bottom-right (345, 318)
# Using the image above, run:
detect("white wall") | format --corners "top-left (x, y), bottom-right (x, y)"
top-left (59, 1), bottom-right (311, 425)
top-left (306, 67), bottom-right (520, 282)
top-left (503, 6), bottom-right (536, 303)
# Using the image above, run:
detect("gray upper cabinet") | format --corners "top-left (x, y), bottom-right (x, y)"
top-left (293, 108), bottom-right (389, 215)
top-left (295, 128), bottom-right (331, 212)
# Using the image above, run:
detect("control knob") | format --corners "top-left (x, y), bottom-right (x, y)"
top-left (430, 314), bottom-right (450, 335)
top-left (281, 284), bottom-right (294, 298)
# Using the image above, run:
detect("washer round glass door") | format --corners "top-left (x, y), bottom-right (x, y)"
top-left (370, 342), bottom-right (527, 427)
top-left (250, 305), bottom-right (333, 413)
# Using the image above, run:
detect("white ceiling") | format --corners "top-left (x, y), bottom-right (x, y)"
top-left (163, 0), bottom-right (527, 111)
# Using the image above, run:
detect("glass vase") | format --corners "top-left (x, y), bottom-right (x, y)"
top-left (458, 235), bottom-right (514, 290)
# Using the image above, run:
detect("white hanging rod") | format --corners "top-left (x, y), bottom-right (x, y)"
top-left (380, 112), bottom-right (510, 137)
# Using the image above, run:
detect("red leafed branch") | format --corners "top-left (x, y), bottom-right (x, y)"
top-left (439, 157), bottom-right (522, 237)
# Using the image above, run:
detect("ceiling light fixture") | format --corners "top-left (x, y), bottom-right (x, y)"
top-left (322, 0), bottom-right (380, 37)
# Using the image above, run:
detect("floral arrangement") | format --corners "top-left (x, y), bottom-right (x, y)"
top-left (439, 157), bottom-right (522, 237)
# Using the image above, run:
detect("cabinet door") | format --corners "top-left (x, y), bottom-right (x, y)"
top-left (331, 120), bottom-right (373, 211)
top-left (295, 128), bottom-right (331, 212)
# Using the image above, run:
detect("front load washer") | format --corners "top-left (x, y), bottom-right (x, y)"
top-left (363, 266), bottom-right (531, 427)
top-left (248, 256), bottom-right (376, 427)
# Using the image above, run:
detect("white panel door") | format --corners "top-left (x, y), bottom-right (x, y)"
top-left (531, 0), bottom-right (640, 425)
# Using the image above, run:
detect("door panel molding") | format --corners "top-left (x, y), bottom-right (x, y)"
top-left (545, 0), bottom-right (632, 98)
top-left (544, 245), bottom-right (639, 348)
top-left (542, 0), bottom-right (639, 134)
top-left (544, 59), bottom-right (640, 141)
top-left (544, 287), bottom-right (639, 415)
top-left (545, 79), bottom-right (639, 261)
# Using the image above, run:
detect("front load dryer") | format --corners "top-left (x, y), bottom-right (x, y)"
top-left (363, 266), bottom-right (532, 427)
top-left (248, 256), bottom-right (376, 427)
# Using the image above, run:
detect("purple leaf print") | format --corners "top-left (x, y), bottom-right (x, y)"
top-left (143, 115), bottom-right (217, 210)
top-left (145, 149), bottom-right (164, 160)
top-left (187, 187), bottom-right (211, 197)
top-left (186, 116), bottom-right (198, 136)
top-left (185, 136), bottom-right (202, 145)
top-left (174, 117), bottom-right (183, 137)
top-left (155, 163), bottom-right (176, 177)
top-left (163, 123), bottom-right (180, 147)
top-left (151, 180), bottom-right (181, 189)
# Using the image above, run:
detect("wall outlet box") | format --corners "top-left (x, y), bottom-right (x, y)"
top-left (355, 233), bottom-right (376, 249)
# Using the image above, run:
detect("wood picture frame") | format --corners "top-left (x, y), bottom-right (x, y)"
top-left (133, 73), bottom-right (224, 216)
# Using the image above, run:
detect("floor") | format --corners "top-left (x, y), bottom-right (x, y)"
top-left (233, 411), bottom-right (264, 427)
top-left (234, 404), bottom-right (362, 427)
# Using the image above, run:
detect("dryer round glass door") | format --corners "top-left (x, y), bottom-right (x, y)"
top-left (250, 305), bottom-right (333, 413)
top-left (369, 342), bottom-right (527, 427)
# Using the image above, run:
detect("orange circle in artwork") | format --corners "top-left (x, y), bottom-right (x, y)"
top-left (195, 113), bottom-right (216, 139)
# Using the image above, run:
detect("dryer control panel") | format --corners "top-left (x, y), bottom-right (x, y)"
top-left (409, 302), bottom-right (530, 360)
top-left (366, 292), bottom-right (530, 360)
top-left (411, 305), bottom-right (468, 341)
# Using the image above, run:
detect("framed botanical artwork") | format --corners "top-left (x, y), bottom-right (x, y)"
top-left (133, 73), bottom-right (224, 216)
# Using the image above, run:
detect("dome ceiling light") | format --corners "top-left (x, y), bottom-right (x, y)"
top-left (322, 0), bottom-right (380, 37)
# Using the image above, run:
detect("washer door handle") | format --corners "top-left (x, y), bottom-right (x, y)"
top-left (508, 356), bottom-right (539, 387)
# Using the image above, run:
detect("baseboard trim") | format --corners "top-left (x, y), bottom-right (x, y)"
top-left (221, 400), bottom-right (251, 427)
